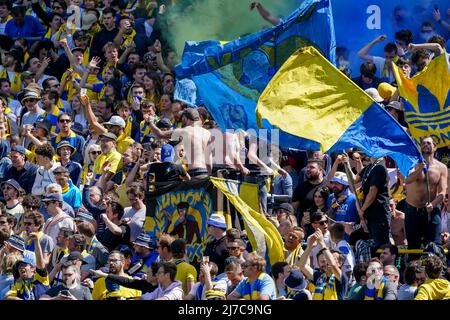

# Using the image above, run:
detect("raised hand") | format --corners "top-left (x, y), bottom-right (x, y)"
top-left (88, 56), bottom-right (102, 70)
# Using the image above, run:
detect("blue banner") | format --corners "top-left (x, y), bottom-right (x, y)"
top-left (332, 0), bottom-right (450, 76)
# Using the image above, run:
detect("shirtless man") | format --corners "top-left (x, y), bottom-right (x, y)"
top-left (207, 124), bottom-right (249, 178)
top-left (404, 136), bottom-right (447, 249)
top-left (389, 199), bottom-right (407, 246)
top-left (171, 108), bottom-right (211, 177)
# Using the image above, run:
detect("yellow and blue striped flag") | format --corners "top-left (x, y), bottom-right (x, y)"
top-left (256, 46), bottom-right (424, 176)
top-left (392, 53), bottom-right (450, 148)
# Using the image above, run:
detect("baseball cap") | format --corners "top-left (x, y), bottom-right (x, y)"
top-left (99, 132), bottom-right (118, 141)
top-left (42, 193), bottom-right (63, 203)
top-left (330, 171), bottom-right (349, 186)
top-left (182, 108), bottom-right (200, 121)
top-left (161, 144), bottom-right (175, 162)
top-left (0, 179), bottom-right (21, 192)
top-left (67, 251), bottom-right (88, 265)
top-left (377, 82), bottom-right (396, 101)
top-left (20, 71), bottom-right (35, 81)
top-left (73, 30), bottom-right (87, 40)
top-left (34, 118), bottom-right (52, 134)
top-left (206, 212), bottom-right (227, 230)
top-left (103, 116), bottom-right (126, 128)
top-left (10, 145), bottom-right (26, 156)
top-left (71, 47), bottom-right (85, 54)
top-left (156, 118), bottom-right (173, 129)
top-left (53, 166), bottom-right (69, 175)
top-left (364, 88), bottom-right (384, 103)
top-left (81, 12), bottom-right (97, 31)
top-left (274, 202), bottom-right (294, 214)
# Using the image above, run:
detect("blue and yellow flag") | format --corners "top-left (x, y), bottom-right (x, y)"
top-left (392, 54), bottom-right (450, 148)
top-left (175, 0), bottom-right (335, 150)
top-left (210, 177), bottom-right (285, 270)
top-left (256, 46), bottom-right (423, 176)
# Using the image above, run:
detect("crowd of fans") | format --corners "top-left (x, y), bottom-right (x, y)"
top-left (0, 0), bottom-right (448, 301)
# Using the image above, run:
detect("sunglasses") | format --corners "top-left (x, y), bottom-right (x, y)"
top-left (227, 246), bottom-right (240, 251)
top-left (314, 220), bottom-right (328, 226)
top-left (25, 205), bottom-right (39, 210)
top-left (59, 119), bottom-right (71, 123)
top-left (90, 151), bottom-right (101, 155)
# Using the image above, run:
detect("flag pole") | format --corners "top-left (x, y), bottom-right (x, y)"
top-left (342, 154), bottom-right (369, 233)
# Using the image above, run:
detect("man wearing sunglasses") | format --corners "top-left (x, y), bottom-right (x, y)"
top-left (51, 113), bottom-right (86, 164)
top-left (1, 179), bottom-right (24, 223)
top-left (42, 193), bottom-right (76, 246)
top-left (21, 211), bottom-right (54, 268)
top-left (307, 212), bottom-right (334, 269)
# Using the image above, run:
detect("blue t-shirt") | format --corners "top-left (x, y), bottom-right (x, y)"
top-left (327, 188), bottom-right (358, 223)
top-left (62, 180), bottom-right (82, 211)
top-left (235, 273), bottom-right (276, 300)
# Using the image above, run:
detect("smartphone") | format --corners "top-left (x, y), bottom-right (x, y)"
top-left (60, 290), bottom-right (69, 296)
top-left (434, 4), bottom-right (439, 11)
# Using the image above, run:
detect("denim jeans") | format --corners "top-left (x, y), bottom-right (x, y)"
top-left (405, 203), bottom-right (442, 249)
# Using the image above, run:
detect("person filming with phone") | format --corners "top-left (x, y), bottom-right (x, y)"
top-left (40, 261), bottom-right (92, 300)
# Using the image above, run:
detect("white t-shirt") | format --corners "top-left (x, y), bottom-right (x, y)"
top-left (123, 206), bottom-right (146, 242)
top-left (336, 240), bottom-right (356, 274)
top-left (308, 231), bottom-right (334, 269)
top-left (43, 213), bottom-right (76, 245)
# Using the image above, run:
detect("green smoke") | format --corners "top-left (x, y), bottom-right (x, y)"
top-left (165, 0), bottom-right (299, 54)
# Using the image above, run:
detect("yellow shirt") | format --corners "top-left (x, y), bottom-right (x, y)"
top-left (414, 279), bottom-right (450, 300)
top-left (92, 276), bottom-right (141, 300)
top-left (116, 184), bottom-right (132, 208)
top-left (116, 133), bottom-right (134, 154)
top-left (174, 259), bottom-right (197, 296)
top-left (93, 149), bottom-right (122, 182)
top-left (5, 269), bottom-right (49, 300)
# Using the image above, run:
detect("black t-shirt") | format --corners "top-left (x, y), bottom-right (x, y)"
top-left (99, 223), bottom-right (131, 252)
top-left (359, 163), bottom-right (390, 219)
top-left (45, 285), bottom-right (92, 300)
top-left (313, 270), bottom-right (348, 300)
top-left (147, 162), bottom-right (187, 182)
top-left (292, 180), bottom-right (326, 221)
top-left (203, 236), bottom-right (229, 274)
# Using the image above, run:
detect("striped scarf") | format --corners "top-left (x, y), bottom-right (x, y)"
top-left (121, 30), bottom-right (136, 50)
top-left (24, 231), bottom-right (44, 252)
top-left (42, 106), bottom-right (62, 134)
top-left (288, 244), bottom-right (303, 266)
top-left (364, 276), bottom-right (386, 300)
top-left (381, 56), bottom-right (398, 80)
top-left (53, 131), bottom-right (78, 153)
top-left (102, 62), bottom-right (117, 80)
top-left (313, 273), bottom-right (338, 300)
top-left (242, 273), bottom-right (266, 300)
top-left (43, 25), bottom-right (65, 42)
top-left (0, 69), bottom-right (21, 94)
top-left (330, 188), bottom-right (349, 209)
top-left (87, 236), bottom-right (99, 254)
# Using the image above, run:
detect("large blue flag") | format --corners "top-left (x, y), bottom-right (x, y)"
top-left (175, 0), bottom-right (336, 151)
